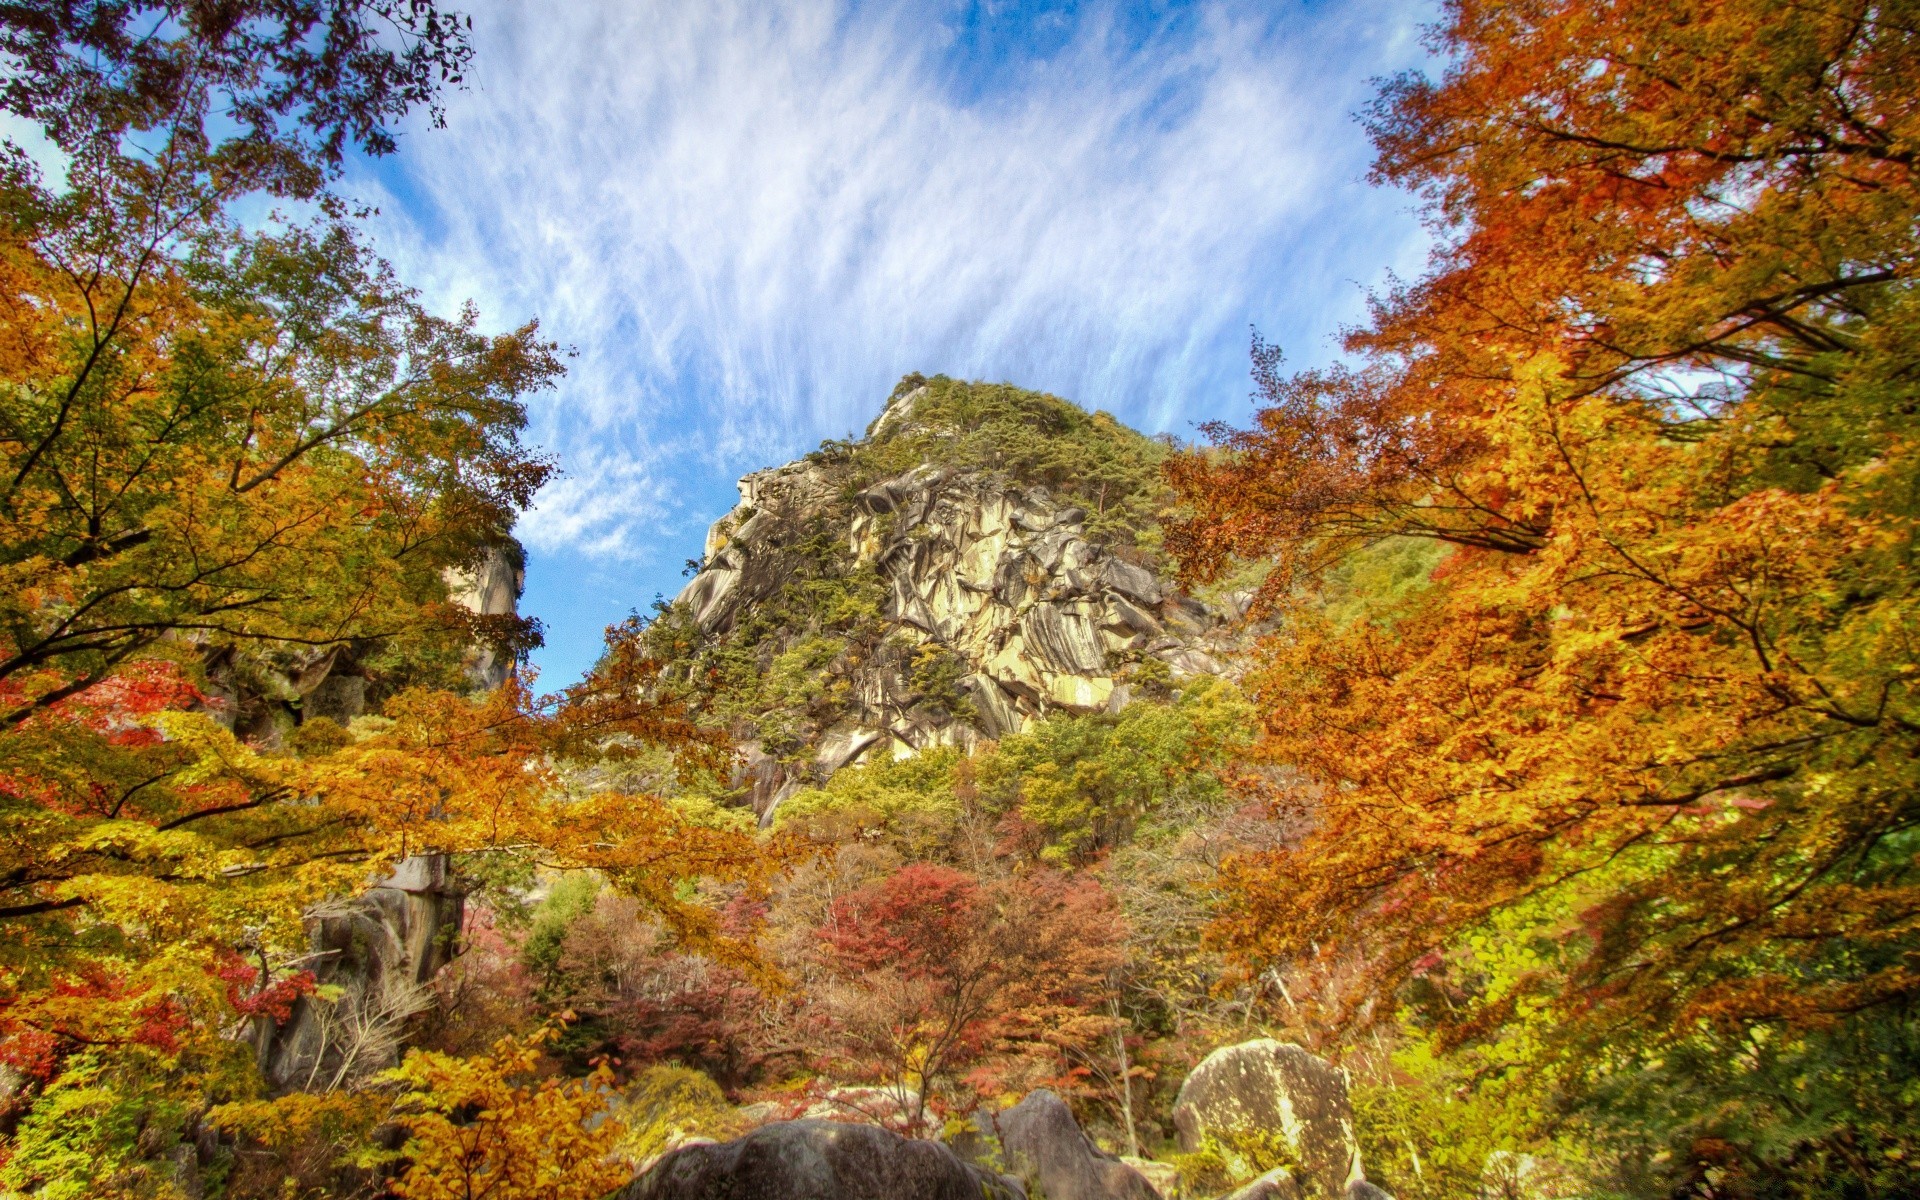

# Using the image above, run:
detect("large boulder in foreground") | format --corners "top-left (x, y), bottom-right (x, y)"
top-left (617, 1119), bottom-right (1023, 1200)
top-left (993, 1089), bottom-right (1162, 1200)
top-left (1173, 1039), bottom-right (1381, 1199)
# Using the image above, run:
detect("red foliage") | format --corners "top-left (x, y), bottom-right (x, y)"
top-left (1, 660), bottom-right (207, 738)
top-left (130, 997), bottom-right (190, 1054)
top-left (613, 966), bottom-right (766, 1089)
top-left (215, 950), bottom-right (318, 1024)
top-left (0, 1030), bottom-right (59, 1082)
top-left (820, 862), bottom-right (980, 978)
top-left (810, 863), bottom-right (1127, 1122)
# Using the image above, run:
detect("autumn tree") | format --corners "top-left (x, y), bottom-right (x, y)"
top-left (1171, 0), bottom-right (1920, 1191)
top-left (0, 0), bottom-right (473, 197)
top-left (379, 1024), bottom-right (630, 1200)
top-left (0, 7), bottom-right (777, 1196)
top-left (812, 862), bottom-right (1123, 1131)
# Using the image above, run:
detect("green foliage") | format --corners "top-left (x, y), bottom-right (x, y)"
top-left (908, 643), bottom-right (978, 723)
top-left (3, 1038), bottom-right (261, 1200)
top-left (612, 1064), bottom-right (744, 1167)
top-left (979, 677), bottom-right (1252, 864)
top-left (777, 746), bottom-right (964, 850)
top-left (857, 376), bottom-right (1172, 551)
top-left (1168, 1126), bottom-right (1300, 1195)
top-left (777, 681), bottom-right (1250, 868)
top-left (1314, 536), bottom-right (1447, 630)
top-left (1575, 1011), bottom-right (1920, 1199)
top-left (522, 874), bottom-right (605, 989)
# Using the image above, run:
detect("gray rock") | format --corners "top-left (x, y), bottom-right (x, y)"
top-left (620, 1119), bottom-right (1025, 1200)
top-left (1225, 1167), bottom-right (1300, 1200)
top-left (1173, 1040), bottom-right (1377, 1200)
top-left (679, 563), bottom-right (742, 631)
top-left (1346, 1182), bottom-right (1394, 1200)
top-left (253, 867), bottom-right (462, 1093)
top-left (1023, 604), bottom-right (1107, 675)
top-left (1120, 1157), bottom-right (1180, 1198)
top-left (994, 1089), bottom-right (1161, 1200)
top-left (966, 674), bottom-right (1025, 738)
top-left (441, 544), bottom-right (524, 690)
top-left (1101, 597), bottom-right (1162, 637)
top-left (1163, 649), bottom-right (1224, 679)
top-left (1100, 559), bottom-right (1163, 607)
top-left (815, 726), bottom-right (885, 775)
top-left (665, 389), bottom-right (1238, 801)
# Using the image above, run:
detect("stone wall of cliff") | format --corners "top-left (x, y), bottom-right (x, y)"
top-left (660, 378), bottom-right (1245, 824)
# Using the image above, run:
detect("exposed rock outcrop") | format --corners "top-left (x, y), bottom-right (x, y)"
top-left (671, 383), bottom-right (1241, 823)
top-left (618, 1119), bottom-right (1025, 1200)
top-left (993, 1089), bottom-right (1163, 1200)
top-left (1225, 1167), bottom-right (1301, 1200)
top-left (444, 543), bottom-right (528, 691)
top-left (252, 856), bottom-right (463, 1092)
top-left (1173, 1040), bottom-right (1385, 1200)
top-left (201, 542), bottom-right (526, 742)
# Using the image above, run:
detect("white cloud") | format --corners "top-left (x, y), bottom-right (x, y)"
top-left (349, 0), bottom-right (1432, 564)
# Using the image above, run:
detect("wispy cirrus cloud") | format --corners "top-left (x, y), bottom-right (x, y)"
top-left (347, 0), bottom-right (1433, 680)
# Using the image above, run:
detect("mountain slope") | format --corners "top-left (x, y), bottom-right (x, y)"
top-left (651, 376), bottom-right (1244, 823)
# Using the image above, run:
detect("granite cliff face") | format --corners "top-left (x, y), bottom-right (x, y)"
top-left (665, 379), bottom-right (1243, 824)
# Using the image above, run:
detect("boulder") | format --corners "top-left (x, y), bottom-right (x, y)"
top-left (994, 1089), bottom-right (1162, 1200)
top-left (618, 1119), bottom-right (1024, 1200)
top-left (1224, 1167), bottom-right (1300, 1200)
top-left (1120, 1157), bottom-right (1182, 1198)
top-left (1173, 1040), bottom-right (1379, 1200)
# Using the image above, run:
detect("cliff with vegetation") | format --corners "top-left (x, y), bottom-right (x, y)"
top-left (654, 376), bottom-right (1248, 823)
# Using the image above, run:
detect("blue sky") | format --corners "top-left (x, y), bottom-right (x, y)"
top-left (343, 0), bottom-right (1437, 687)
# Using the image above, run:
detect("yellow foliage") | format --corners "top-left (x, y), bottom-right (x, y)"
top-left (611, 1064), bottom-right (745, 1169)
top-left (384, 1026), bottom-right (631, 1200)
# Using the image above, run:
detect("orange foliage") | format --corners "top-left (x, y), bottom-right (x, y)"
top-left (1172, 0), bottom-right (1920, 1051)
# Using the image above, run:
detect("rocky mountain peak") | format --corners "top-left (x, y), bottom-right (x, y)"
top-left (657, 377), bottom-right (1240, 824)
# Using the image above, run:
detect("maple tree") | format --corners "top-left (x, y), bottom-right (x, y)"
top-left (1170, 0), bottom-right (1920, 1190)
top-left (0, 8), bottom-right (780, 1194)
top-left (811, 862), bottom-right (1124, 1130)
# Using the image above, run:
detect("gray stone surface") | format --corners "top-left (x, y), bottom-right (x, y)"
top-left (1225, 1167), bottom-right (1301, 1200)
top-left (994, 1089), bottom-right (1162, 1200)
top-left (441, 544), bottom-right (526, 690)
top-left (253, 861), bottom-right (462, 1092)
top-left (619, 1119), bottom-right (1025, 1200)
top-left (1173, 1040), bottom-right (1381, 1200)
